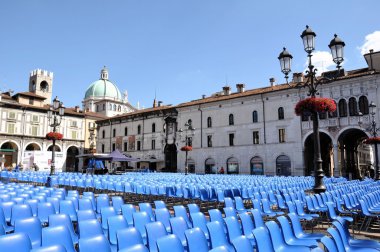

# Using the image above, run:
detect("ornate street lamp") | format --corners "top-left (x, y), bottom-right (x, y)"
top-left (47, 96), bottom-right (65, 177)
top-left (178, 122), bottom-right (195, 175)
top-left (359, 102), bottom-right (380, 180)
top-left (278, 25), bottom-right (345, 193)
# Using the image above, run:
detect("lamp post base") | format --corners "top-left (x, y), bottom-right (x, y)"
top-left (313, 185), bottom-right (326, 194)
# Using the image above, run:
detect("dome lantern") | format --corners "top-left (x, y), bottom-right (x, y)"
top-left (100, 66), bottom-right (108, 80)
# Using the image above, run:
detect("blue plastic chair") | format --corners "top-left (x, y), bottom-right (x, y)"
top-left (100, 206), bottom-right (117, 231)
top-left (173, 205), bottom-right (192, 228)
top-left (10, 203), bottom-right (33, 226)
top-left (0, 207), bottom-right (14, 232)
top-left (46, 197), bottom-right (60, 214)
top-left (252, 226), bottom-right (275, 252)
top-left (59, 200), bottom-right (77, 222)
top-left (156, 234), bottom-right (184, 252)
top-left (326, 202), bottom-right (353, 222)
top-left (185, 227), bottom-right (209, 252)
top-left (111, 196), bottom-right (124, 214)
top-left (231, 235), bottom-right (253, 252)
top-left (30, 245), bottom-right (67, 252)
top-left (145, 221), bottom-right (168, 252)
top-left (78, 198), bottom-right (93, 211)
top-left (223, 207), bottom-right (238, 219)
top-left (224, 216), bottom-right (251, 245)
top-left (287, 213), bottom-right (324, 241)
top-left (154, 200), bottom-right (167, 209)
top-left (265, 220), bottom-right (310, 252)
top-left (41, 226), bottom-right (76, 252)
top-left (320, 236), bottom-right (338, 252)
top-left (139, 203), bottom-right (155, 221)
top-left (133, 211), bottom-right (152, 244)
top-left (190, 212), bottom-right (209, 240)
top-left (155, 207), bottom-right (172, 232)
top-left (79, 235), bottom-right (112, 252)
top-left (96, 195), bottom-right (110, 214)
top-left (121, 203), bottom-right (137, 226)
top-left (0, 232), bottom-right (32, 252)
top-left (170, 217), bottom-right (188, 248)
top-left (14, 216), bottom-right (42, 248)
top-left (78, 219), bottom-right (103, 239)
top-left (25, 199), bottom-right (39, 217)
top-left (120, 244), bottom-right (149, 252)
top-left (238, 212), bottom-right (255, 244)
top-left (108, 215), bottom-right (128, 246)
top-left (206, 221), bottom-right (234, 251)
top-left (251, 208), bottom-right (265, 229)
top-left (48, 214), bottom-right (78, 244)
top-left (117, 227), bottom-right (146, 251)
top-left (188, 203), bottom-right (200, 214)
top-left (37, 202), bottom-right (56, 225)
top-left (208, 208), bottom-right (227, 232)
top-left (77, 209), bottom-right (96, 222)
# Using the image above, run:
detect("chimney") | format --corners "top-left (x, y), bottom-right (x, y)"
top-left (222, 86), bottom-right (231, 95)
top-left (269, 78), bottom-right (276, 87)
top-left (158, 101), bottom-right (163, 107)
top-left (74, 106), bottom-right (80, 112)
top-left (202, 95), bottom-right (206, 99)
top-left (364, 49), bottom-right (380, 71)
top-left (292, 73), bottom-right (304, 83)
top-left (236, 84), bottom-right (245, 93)
top-left (153, 98), bottom-right (157, 108)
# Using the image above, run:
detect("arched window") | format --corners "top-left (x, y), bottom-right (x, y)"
top-left (359, 96), bottom-right (369, 115)
top-left (96, 105), bottom-right (99, 112)
top-left (113, 104), bottom-right (117, 111)
top-left (207, 117), bottom-right (212, 128)
top-left (118, 105), bottom-right (121, 112)
top-left (250, 156), bottom-right (264, 175)
top-left (205, 158), bottom-right (216, 174)
top-left (278, 107), bottom-right (284, 120)
top-left (229, 114), bottom-right (234, 125)
top-left (349, 97), bottom-right (358, 116)
top-left (328, 100), bottom-right (338, 118)
top-left (124, 127), bottom-right (128, 136)
top-left (137, 125), bottom-right (141, 134)
top-left (338, 99), bottom-right (347, 117)
top-left (227, 157), bottom-right (239, 174)
top-left (109, 104), bottom-right (112, 110)
top-left (152, 123), bottom-right (156, 133)
top-left (276, 155), bottom-right (291, 176)
top-left (102, 104), bottom-right (105, 110)
top-left (252, 111), bottom-right (258, 123)
top-left (102, 130), bottom-right (105, 138)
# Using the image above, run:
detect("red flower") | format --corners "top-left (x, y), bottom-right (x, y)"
top-left (295, 97), bottom-right (336, 116)
top-left (363, 137), bottom-right (380, 145)
top-left (180, 146), bottom-right (192, 152)
top-left (46, 132), bottom-right (63, 140)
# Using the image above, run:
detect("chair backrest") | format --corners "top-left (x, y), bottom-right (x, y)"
top-left (58, 200), bottom-right (77, 221)
top-left (78, 219), bottom-right (103, 239)
top-left (327, 227), bottom-right (345, 252)
top-left (206, 221), bottom-right (230, 249)
top-left (11, 204), bottom-right (33, 225)
top-left (46, 197), bottom-right (59, 214)
top-left (154, 200), bottom-right (166, 209)
top-left (287, 213), bottom-right (305, 237)
top-left (320, 236), bottom-right (338, 252)
top-left (77, 209), bottom-right (96, 222)
top-left (133, 211), bottom-right (152, 241)
top-left (223, 207), bottom-right (237, 218)
top-left (188, 203), bottom-right (200, 214)
top-left (156, 234), bottom-right (184, 252)
top-left (78, 235), bottom-right (112, 252)
top-left (96, 196), bottom-right (110, 213)
top-left (145, 221), bottom-right (168, 252)
top-left (265, 221), bottom-right (287, 251)
top-left (185, 227), bottom-right (209, 252)
top-left (326, 202), bottom-right (338, 220)
top-left (234, 197), bottom-right (245, 211)
top-left (0, 201), bottom-right (16, 222)
top-left (25, 199), bottom-right (38, 216)
top-left (139, 203), bottom-right (155, 221)
top-left (100, 206), bottom-right (116, 230)
top-left (155, 208), bottom-right (171, 232)
top-left (251, 209), bottom-right (264, 228)
top-left (208, 209), bottom-right (223, 223)
top-left (277, 215), bottom-right (298, 244)
top-left (48, 214), bottom-right (77, 243)
top-left (117, 227), bottom-right (145, 251)
top-left (30, 244), bottom-right (67, 252)
top-left (190, 212), bottom-right (209, 238)
top-left (169, 217), bottom-right (188, 246)
top-left (108, 215), bottom-right (128, 245)
top-left (239, 212), bottom-right (255, 237)
top-left (14, 217), bottom-right (42, 248)
top-left (78, 198), bottom-right (93, 211)
top-left (231, 235), bottom-right (253, 252)
top-left (37, 202), bottom-right (55, 224)
top-left (111, 196), bottom-right (124, 213)
top-left (42, 226), bottom-right (75, 252)
top-left (224, 216), bottom-right (242, 242)
top-left (252, 226), bottom-right (275, 252)
top-left (173, 205), bottom-right (191, 228)
top-left (224, 197), bottom-right (234, 208)
top-left (121, 204), bottom-right (136, 226)
top-left (0, 233), bottom-right (32, 252)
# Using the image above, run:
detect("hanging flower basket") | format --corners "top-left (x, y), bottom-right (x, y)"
top-left (46, 132), bottom-right (63, 140)
top-left (363, 137), bottom-right (380, 145)
top-left (295, 97), bottom-right (336, 116)
top-left (181, 146), bottom-right (192, 152)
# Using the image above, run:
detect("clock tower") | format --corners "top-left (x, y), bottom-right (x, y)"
top-left (29, 69), bottom-right (54, 105)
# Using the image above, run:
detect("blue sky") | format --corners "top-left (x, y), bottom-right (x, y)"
top-left (0, 0), bottom-right (379, 109)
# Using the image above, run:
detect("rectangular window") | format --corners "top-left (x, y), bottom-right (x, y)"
top-left (29, 98), bottom-right (34, 105)
top-left (31, 126), bottom-right (38, 136)
top-left (137, 141), bottom-right (141, 151)
top-left (112, 143), bottom-right (116, 151)
top-left (229, 133), bottom-right (234, 146)
top-left (8, 112), bottom-right (16, 119)
top-left (207, 135), bottom-right (212, 147)
top-left (32, 115), bottom-right (39, 123)
top-left (124, 127), bottom-right (128, 136)
top-left (187, 137), bottom-right (193, 147)
top-left (71, 131), bottom-right (77, 139)
top-left (71, 121), bottom-right (77, 127)
top-left (152, 139), bottom-right (156, 150)
top-left (7, 123), bottom-right (15, 134)
top-left (253, 131), bottom-right (259, 144)
top-left (124, 142), bottom-right (128, 151)
top-left (279, 128), bottom-right (286, 143)
top-left (101, 144), bottom-right (105, 153)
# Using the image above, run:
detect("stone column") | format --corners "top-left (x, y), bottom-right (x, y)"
top-left (333, 144), bottom-right (340, 177)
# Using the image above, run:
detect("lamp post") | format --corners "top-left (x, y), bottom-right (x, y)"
top-left (278, 25), bottom-right (345, 193)
top-left (47, 96), bottom-right (65, 176)
top-left (178, 122), bottom-right (195, 175)
top-left (359, 102), bottom-right (380, 180)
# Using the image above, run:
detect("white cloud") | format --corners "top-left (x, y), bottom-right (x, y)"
top-left (359, 31), bottom-right (380, 55)
top-left (304, 50), bottom-right (336, 75)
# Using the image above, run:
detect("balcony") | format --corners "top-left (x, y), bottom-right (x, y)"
top-left (301, 115), bottom-right (368, 130)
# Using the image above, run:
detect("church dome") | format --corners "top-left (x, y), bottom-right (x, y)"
top-left (84, 67), bottom-right (123, 100)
